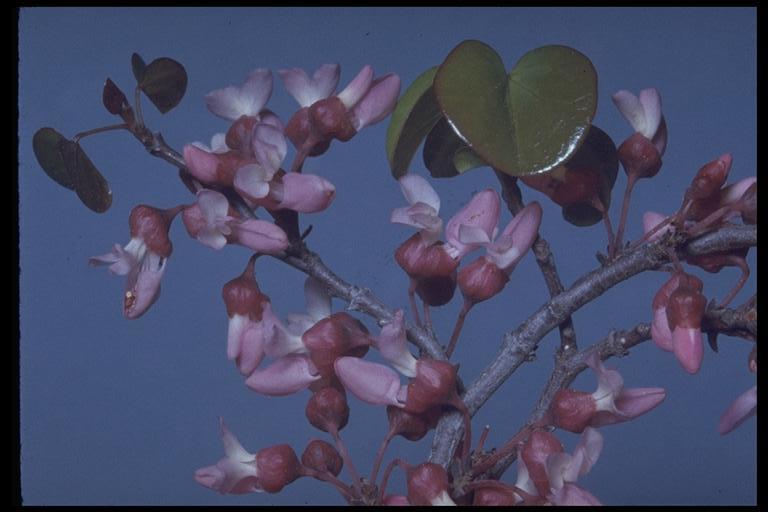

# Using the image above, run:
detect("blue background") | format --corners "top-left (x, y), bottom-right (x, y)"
top-left (19, 7), bottom-right (756, 505)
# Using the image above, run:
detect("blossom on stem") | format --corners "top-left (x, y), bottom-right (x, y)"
top-left (444, 189), bottom-right (500, 260)
top-left (373, 309), bottom-right (418, 377)
top-left (551, 351), bottom-right (666, 433)
top-left (278, 64), bottom-right (341, 108)
top-left (89, 204), bottom-right (179, 319)
top-left (545, 427), bottom-right (604, 506)
top-left (390, 174), bottom-right (443, 244)
top-left (717, 385), bottom-right (756, 435)
top-left (612, 88), bottom-right (667, 179)
top-left (205, 69), bottom-right (273, 122)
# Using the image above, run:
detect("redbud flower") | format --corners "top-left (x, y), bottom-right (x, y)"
top-left (545, 427), bottom-right (603, 506)
top-left (279, 64), bottom-right (341, 109)
top-left (391, 174), bottom-right (443, 244)
top-left (406, 462), bottom-right (456, 506)
top-left (205, 69), bottom-right (273, 122)
top-left (551, 350), bottom-right (666, 433)
top-left (194, 418), bottom-right (302, 495)
top-left (520, 430), bottom-right (565, 498)
top-left (373, 310), bottom-right (418, 377)
top-left (182, 189), bottom-right (288, 254)
top-left (333, 65), bottom-right (401, 132)
top-left (444, 189), bottom-right (500, 260)
top-left (305, 387), bottom-right (350, 433)
top-left (613, 88), bottom-right (667, 179)
top-left (245, 353), bottom-right (321, 396)
top-left (334, 356), bottom-right (407, 407)
top-left (717, 385), bottom-right (756, 435)
top-left (89, 204), bottom-right (179, 319)
top-left (183, 142), bottom-right (254, 186)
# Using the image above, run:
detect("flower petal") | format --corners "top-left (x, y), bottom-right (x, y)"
top-left (445, 189), bottom-right (500, 260)
top-left (278, 172), bottom-right (336, 213)
top-left (334, 356), bottom-right (406, 407)
top-left (637, 88), bottom-right (662, 139)
top-left (229, 219), bottom-right (289, 255)
top-left (717, 385), bottom-right (757, 435)
top-left (486, 202), bottom-right (541, 273)
top-left (350, 73), bottom-right (401, 131)
top-left (612, 89), bottom-right (646, 134)
top-left (279, 64), bottom-right (340, 107)
top-left (672, 326), bottom-right (704, 374)
top-left (184, 144), bottom-right (220, 184)
top-left (337, 65), bottom-right (373, 109)
top-left (234, 164), bottom-right (272, 201)
top-left (304, 277), bottom-right (331, 322)
top-left (398, 174), bottom-right (440, 212)
top-left (123, 252), bottom-right (167, 319)
top-left (89, 243), bottom-right (136, 276)
top-left (252, 123), bottom-right (287, 173)
top-left (374, 310), bottom-right (418, 377)
top-left (245, 354), bottom-right (320, 396)
top-left (205, 69), bottom-right (273, 121)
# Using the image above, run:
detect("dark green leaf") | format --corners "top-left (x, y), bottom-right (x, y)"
top-left (103, 78), bottom-right (128, 115)
top-left (434, 40), bottom-right (520, 175)
top-left (138, 57), bottom-right (188, 114)
top-left (131, 52), bottom-right (147, 83)
top-left (385, 66), bottom-right (442, 179)
top-left (32, 128), bottom-right (77, 190)
top-left (560, 126), bottom-right (618, 227)
top-left (65, 144), bottom-right (113, 213)
top-left (423, 117), bottom-right (486, 178)
top-left (507, 45), bottom-right (597, 176)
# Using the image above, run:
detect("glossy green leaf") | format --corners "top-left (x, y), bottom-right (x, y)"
top-left (423, 117), bottom-right (486, 178)
top-left (32, 128), bottom-right (77, 190)
top-left (559, 125), bottom-right (618, 227)
top-left (138, 57), bottom-right (188, 114)
top-left (434, 40), bottom-right (520, 175)
top-left (385, 66), bottom-right (442, 179)
top-left (65, 143), bottom-right (113, 213)
top-left (507, 45), bottom-right (597, 176)
top-left (131, 52), bottom-right (147, 83)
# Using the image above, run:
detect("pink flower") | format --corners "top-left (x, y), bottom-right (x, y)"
top-left (718, 385), bottom-right (756, 435)
top-left (205, 69), bottom-right (273, 122)
top-left (545, 427), bottom-right (604, 506)
top-left (195, 418), bottom-right (302, 494)
top-left (444, 189), bottom-right (500, 260)
top-left (89, 205), bottom-right (179, 319)
top-left (334, 356), bottom-right (407, 407)
top-left (612, 88), bottom-right (667, 156)
top-left (551, 351), bottom-right (666, 433)
top-left (278, 64), bottom-right (341, 108)
top-left (390, 174), bottom-right (443, 244)
top-left (182, 189), bottom-right (288, 254)
top-left (372, 309), bottom-right (418, 377)
top-left (333, 65), bottom-right (402, 132)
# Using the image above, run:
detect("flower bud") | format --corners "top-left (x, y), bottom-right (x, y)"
top-left (404, 360), bottom-right (458, 414)
top-left (617, 132), bottom-right (663, 179)
top-left (415, 272), bottom-right (457, 307)
top-left (386, 405), bottom-right (441, 441)
top-left (309, 96), bottom-right (356, 142)
top-left (394, 234), bottom-right (458, 280)
top-left (255, 444), bottom-right (302, 493)
top-left (302, 313), bottom-right (370, 377)
top-left (406, 462), bottom-right (455, 506)
top-left (550, 389), bottom-right (596, 434)
top-left (520, 430), bottom-right (564, 497)
top-left (666, 284), bottom-right (707, 374)
top-left (301, 439), bottom-right (343, 477)
top-left (687, 153), bottom-right (732, 202)
top-left (305, 387), bottom-right (349, 433)
top-left (458, 256), bottom-right (509, 305)
top-left (129, 205), bottom-right (176, 257)
top-left (221, 258), bottom-right (269, 320)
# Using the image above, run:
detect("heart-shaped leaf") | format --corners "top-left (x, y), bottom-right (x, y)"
top-left (58, 142), bottom-right (113, 213)
top-left (131, 52), bottom-right (147, 84)
top-left (137, 57), bottom-right (188, 114)
top-left (385, 66), bottom-right (442, 179)
top-left (423, 117), bottom-right (486, 178)
top-left (434, 40), bottom-right (520, 175)
top-left (103, 78), bottom-right (129, 115)
top-left (32, 128), bottom-right (77, 190)
top-left (506, 45), bottom-right (597, 176)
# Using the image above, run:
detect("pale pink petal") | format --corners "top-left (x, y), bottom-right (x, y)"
top-left (390, 203), bottom-right (442, 243)
top-left (184, 144), bottom-right (220, 184)
top-left (642, 211), bottom-right (672, 242)
top-left (638, 88), bottom-right (662, 139)
top-left (612, 90), bottom-right (646, 134)
top-left (334, 356), bottom-right (406, 407)
top-left (210, 133), bottom-right (229, 153)
top-left (229, 219), bottom-right (288, 254)
top-left (227, 313), bottom-right (252, 360)
top-left (718, 385), bottom-right (757, 435)
top-left (457, 224), bottom-right (493, 246)
top-left (720, 177), bottom-right (757, 207)
top-left (205, 69), bottom-right (273, 121)
top-left (652, 116), bottom-right (668, 156)
top-left (374, 310), bottom-right (418, 377)
top-left (197, 189), bottom-right (231, 225)
top-left (277, 172), bottom-right (336, 213)
top-left (259, 111), bottom-right (284, 132)
top-left (89, 243), bottom-right (135, 276)
top-left (590, 387), bottom-right (666, 427)
top-left (123, 252), bottom-right (166, 319)
top-left (337, 65), bottom-right (374, 109)
top-left (350, 73), bottom-right (401, 131)
top-left (234, 164), bottom-right (272, 201)
top-left (550, 483), bottom-right (602, 506)
top-left (672, 326), bottom-right (704, 374)
top-left (278, 64), bottom-right (340, 107)
top-left (486, 202), bottom-right (542, 273)
top-left (197, 226), bottom-right (228, 250)
top-left (219, 417), bottom-right (255, 461)
top-left (245, 354), bottom-right (320, 396)
top-left (398, 174), bottom-right (440, 212)
top-left (566, 427), bottom-right (603, 481)
top-left (235, 324), bottom-right (270, 376)
top-left (651, 306), bottom-right (674, 352)
top-left (304, 277), bottom-right (332, 322)
top-left (514, 454), bottom-right (538, 499)
top-left (445, 189), bottom-right (500, 260)
top-left (252, 123), bottom-right (287, 173)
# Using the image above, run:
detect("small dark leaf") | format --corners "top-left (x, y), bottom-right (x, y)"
top-left (385, 67), bottom-right (442, 179)
top-left (62, 143), bottom-right (112, 213)
top-left (103, 78), bottom-right (129, 115)
top-left (131, 52), bottom-right (147, 83)
top-left (32, 127), bottom-right (77, 190)
top-left (423, 117), bottom-right (486, 178)
top-left (138, 57), bottom-right (188, 114)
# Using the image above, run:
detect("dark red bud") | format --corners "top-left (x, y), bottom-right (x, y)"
top-left (255, 444), bottom-right (302, 493)
top-left (386, 405), bottom-right (442, 441)
top-left (302, 313), bottom-right (370, 377)
top-left (305, 387), bottom-right (349, 432)
top-left (687, 155), bottom-right (731, 201)
top-left (521, 430), bottom-right (565, 498)
top-left (458, 257), bottom-right (509, 304)
top-left (221, 257), bottom-right (269, 319)
top-left (301, 439), bottom-right (343, 477)
top-left (406, 462), bottom-right (451, 506)
top-left (415, 273), bottom-right (457, 307)
top-left (472, 485), bottom-right (519, 506)
top-left (309, 97), bottom-right (356, 142)
top-left (667, 286), bottom-right (707, 330)
top-left (128, 205), bottom-right (176, 257)
top-left (617, 132), bottom-right (663, 179)
top-left (405, 360), bottom-right (458, 414)
top-left (550, 388), bottom-right (596, 433)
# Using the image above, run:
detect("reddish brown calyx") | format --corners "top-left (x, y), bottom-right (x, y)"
top-left (386, 405), bottom-right (442, 442)
top-left (301, 439), bottom-right (343, 477)
top-left (406, 462), bottom-right (453, 506)
top-left (550, 389), bottom-right (596, 434)
top-left (305, 387), bottom-right (350, 433)
top-left (255, 444), bottom-right (302, 493)
top-left (617, 131), bottom-right (663, 179)
top-left (221, 257), bottom-right (270, 320)
top-left (520, 430), bottom-right (565, 497)
top-left (458, 256), bottom-right (509, 305)
top-left (302, 312), bottom-right (371, 378)
top-left (128, 204), bottom-right (178, 258)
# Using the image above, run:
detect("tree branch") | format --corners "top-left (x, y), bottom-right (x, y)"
top-left (428, 225), bottom-right (756, 467)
